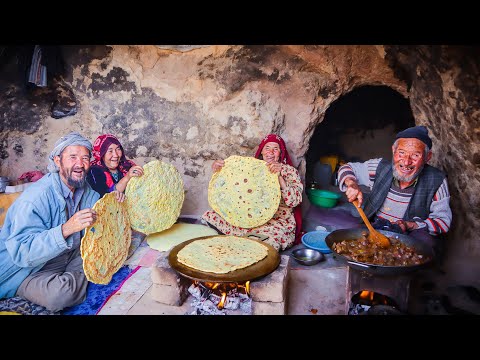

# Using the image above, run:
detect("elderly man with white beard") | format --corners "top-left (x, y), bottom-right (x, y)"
top-left (337, 125), bottom-right (452, 255)
top-left (0, 132), bottom-right (100, 312)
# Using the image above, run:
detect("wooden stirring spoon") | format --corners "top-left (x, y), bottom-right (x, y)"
top-left (353, 200), bottom-right (390, 248)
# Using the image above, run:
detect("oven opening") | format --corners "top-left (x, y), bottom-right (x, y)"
top-left (349, 290), bottom-right (400, 315)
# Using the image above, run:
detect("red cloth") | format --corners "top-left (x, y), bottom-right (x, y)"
top-left (254, 134), bottom-right (293, 165)
top-left (91, 134), bottom-right (135, 176)
top-left (254, 134), bottom-right (303, 245)
top-left (18, 171), bottom-right (44, 183)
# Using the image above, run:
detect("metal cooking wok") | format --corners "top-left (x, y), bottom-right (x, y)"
top-left (325, 228), bottom-right (435, 276)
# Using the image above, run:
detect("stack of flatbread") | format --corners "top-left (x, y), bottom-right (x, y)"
top-left (146, 223), bottom-right (219, 252)
top-left (208, 155), bottom-right (280, 228)
top-left (177, 235), bottom-right (269, 274)
top-left (80, 192), bottom-right (131, 284)
top-left (125, 160), bottom-right (185, 235)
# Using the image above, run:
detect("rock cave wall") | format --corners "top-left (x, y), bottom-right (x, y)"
top-left (0, 45), bottom-right (405, 214)
top-left (0, 44), bottom-right (478, 285)
top-left (385, 45), bottom-right (480, 285)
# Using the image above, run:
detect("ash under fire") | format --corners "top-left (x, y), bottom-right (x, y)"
top-left (186, 282), bottom-right (252, 315)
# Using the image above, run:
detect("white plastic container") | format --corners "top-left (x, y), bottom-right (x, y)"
top-left (0, 177), bottom-right (9, 193)
top-left (5, 182), bottom-right (33, 193)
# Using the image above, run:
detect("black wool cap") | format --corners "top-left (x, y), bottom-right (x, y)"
top-left (395, 126), bottom-right (432, 149)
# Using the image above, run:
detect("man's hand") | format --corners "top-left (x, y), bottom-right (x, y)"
top-left (395, 220), bottom-right (418, 232)
top-left (212, 159), bottom-right (225, 172)
top-left (344, 178), bottom-right (364, 206)
top-left (62, 208), bottom-right (97, 238)
top-left (112, 190), bottom-right (126, 203)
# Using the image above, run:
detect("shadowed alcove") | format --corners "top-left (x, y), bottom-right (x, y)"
top-left (305, 85), bottom-right (416, 189)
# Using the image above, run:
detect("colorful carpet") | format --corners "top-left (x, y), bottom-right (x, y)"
top-left (0, 296), bottom-right (57, 315)
top-left (63, 265), bottom-right (140, 315)
top-left (0, 265), bottom-right (140, 315)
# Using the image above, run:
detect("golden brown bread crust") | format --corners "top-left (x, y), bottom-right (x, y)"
top-left (125, 160), bottom-right (184, 235)
top-left (177, 235), bottom-right (268, 274)
top-left (208, 155), bottom-right (280, 228)
top-left (81, 192), bottom-right (131, 284)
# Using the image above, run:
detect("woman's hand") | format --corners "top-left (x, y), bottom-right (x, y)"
top-left (127, 165), bottom-right (144, 179)
top-left (114, 165), bottom-right (144, 193)
top-left (212, 159), bottom-right (225, 172)
top-left (112, 189), bottom-right (126, 203)
top-left (266, 161), bottom-right (287, 189)
top-left (266, 161), bottom-right (282, 175)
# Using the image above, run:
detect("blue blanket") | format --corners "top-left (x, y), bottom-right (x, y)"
top-left (63, 266), bottom-right (136, 315)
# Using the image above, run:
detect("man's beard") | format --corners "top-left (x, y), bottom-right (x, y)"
top-left (392, 160), bottom-right (424, 183)
top-left (62, 167), bottom-right (86, 188)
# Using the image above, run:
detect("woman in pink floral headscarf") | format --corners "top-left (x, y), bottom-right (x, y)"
top-left (86, 134), bottom-right (144, 200)
top-left (202, 134), bottom-right (303, 251)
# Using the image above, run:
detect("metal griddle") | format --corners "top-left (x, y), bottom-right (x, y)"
top-left (168, 235), bottom-right (280, 283)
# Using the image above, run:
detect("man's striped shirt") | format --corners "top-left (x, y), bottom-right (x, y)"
top-left (338, 158), bottom-right (452, 235)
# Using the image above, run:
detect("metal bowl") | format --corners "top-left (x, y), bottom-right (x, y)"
top-left (292, 248), bottom-right (324, 266)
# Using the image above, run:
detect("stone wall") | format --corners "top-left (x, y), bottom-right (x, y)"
top-left (1, 44), bottom-right (478, 285)
top-left (0, 45), bottom-right (405, 215)
top-left (385, 45), bottom-right (480, 285)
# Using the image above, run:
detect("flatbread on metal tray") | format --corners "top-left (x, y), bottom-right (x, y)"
top-left (208, 155), bottom-right (280, 228)
top-left (176, 235), bottom-right (269, 274)
top-left (146, 223), bottom-right (218, 252)
top-left (80, 192), bottom-right (131, 284)
top-left (125, 160), bottom-right (184, 235)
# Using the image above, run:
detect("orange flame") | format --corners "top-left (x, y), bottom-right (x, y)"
top-left (359, 290), bottom-right (374, 301)
top-left (194, 281), bottom-right (252, 309)
top-left (356, 290), bottom-right (394, 307)
top-left (218, 292), bottom-right (227, 308)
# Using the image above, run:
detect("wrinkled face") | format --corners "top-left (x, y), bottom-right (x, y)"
top-left (261, 142), bottom-right (281, 163)
top-left (392, 138), bottom-right (431, 183)
top-left (55, 145), bottom-right (91, 189)
top-left (103, 143), bottom-right (123, 171)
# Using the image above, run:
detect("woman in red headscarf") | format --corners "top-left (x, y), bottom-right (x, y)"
top-left (202, 134), bottom-right (303, 251)
top-left (86, 134), bottom-right (144, 200)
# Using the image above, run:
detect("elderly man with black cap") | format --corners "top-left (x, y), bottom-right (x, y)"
top-left (0, 132), bottom-right (100, 312)
top-left (337, 125), bottom-right (452, 253)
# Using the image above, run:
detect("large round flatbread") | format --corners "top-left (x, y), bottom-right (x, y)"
top-left (177, 235), bottom-right (269, 274)
top-left (125, 160), bottom-right (184, 235)
top-left (208, 155), bottom-right (280, 228)
top-left (146, 223), bottom-right (219, 252)
top-left (80, 192), bottom-right (131, 284)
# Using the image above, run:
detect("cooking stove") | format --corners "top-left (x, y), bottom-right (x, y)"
top-left (150, 252), bottom-right (290, 315)
top-left (347, 268), bottom-right (411, 314)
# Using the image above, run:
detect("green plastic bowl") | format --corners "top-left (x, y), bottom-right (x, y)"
top-left (307, 189), bottom-right (342, 208)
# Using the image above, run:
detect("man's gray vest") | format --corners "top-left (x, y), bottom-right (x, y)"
top-left (363, 159), bottom-right (446, 221)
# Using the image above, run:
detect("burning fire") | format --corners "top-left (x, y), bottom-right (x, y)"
top-left (359, 290), bottom-right (375, 302)
top-left (218, 293), bottom-right (227, 308)
top-left (193, 281), bottom-right (251, 309)
top-left (358, 290), bottom-right (392, 306)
